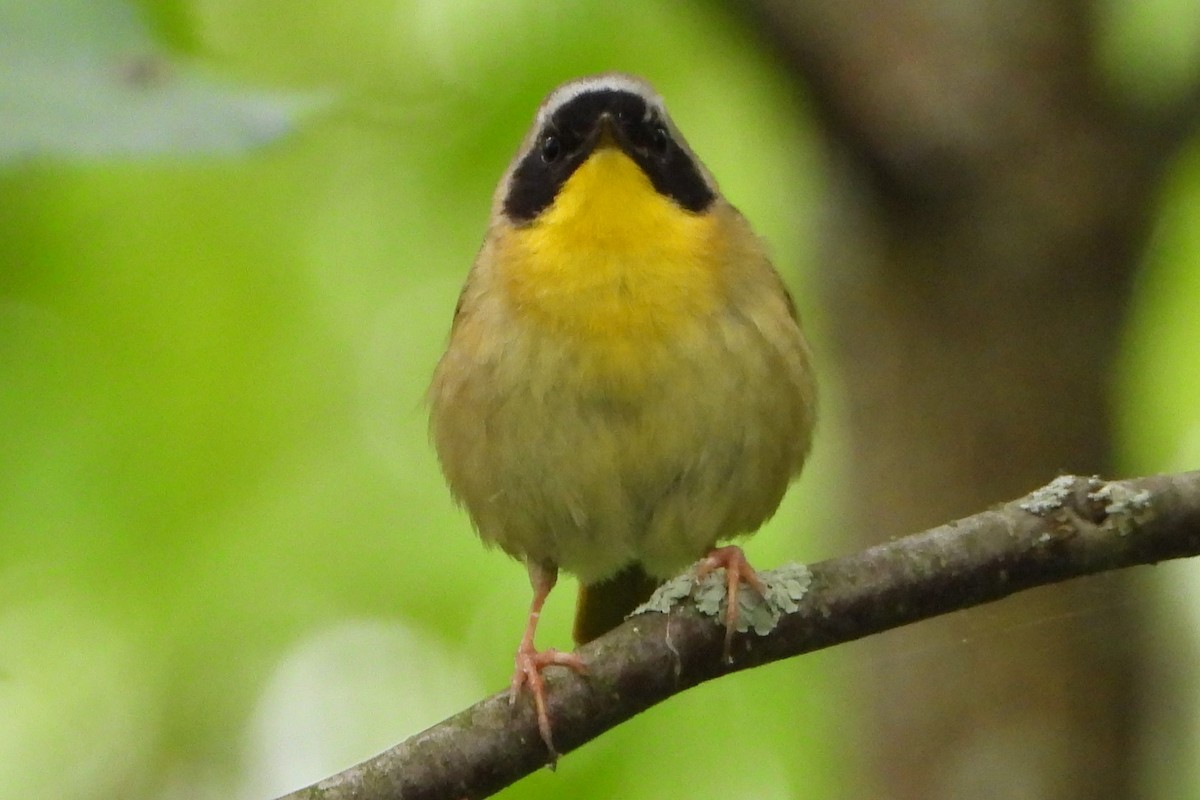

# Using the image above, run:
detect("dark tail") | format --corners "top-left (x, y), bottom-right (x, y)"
top-left (573, 564), bottom-right (662, 644)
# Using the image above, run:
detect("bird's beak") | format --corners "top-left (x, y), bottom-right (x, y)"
top-left (594, 112), bottom-right (619, 149)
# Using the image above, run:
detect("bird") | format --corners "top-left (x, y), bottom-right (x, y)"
top-left (428, 72), bottom-right (816, 758)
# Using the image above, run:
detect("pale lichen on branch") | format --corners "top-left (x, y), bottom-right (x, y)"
top-left (634, 562), bottom-right (813, 635)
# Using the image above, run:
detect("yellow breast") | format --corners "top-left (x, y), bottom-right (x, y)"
top-left (496, 145), bottom-right (727, 377)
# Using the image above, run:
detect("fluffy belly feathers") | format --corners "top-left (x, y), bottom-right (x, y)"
top-left (429, 275), bottom-right (814, 584)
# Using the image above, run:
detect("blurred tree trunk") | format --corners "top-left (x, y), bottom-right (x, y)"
top-left (735, 2), bottom-right (1199, 798)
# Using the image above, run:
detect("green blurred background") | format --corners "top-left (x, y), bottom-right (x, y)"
top-left (1, 1), bottom-right (1198, 798)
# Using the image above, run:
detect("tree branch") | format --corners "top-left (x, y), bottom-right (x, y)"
top-left (278, 471), bottom-right (1200, 800)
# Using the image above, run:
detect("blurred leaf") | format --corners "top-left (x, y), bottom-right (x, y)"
top-left (0, 0), bottom-right (325, 162)
top-left (1117, 140), bottom-right (1200, 472)
top-left (1096, 0), bottom-right (1200, 108)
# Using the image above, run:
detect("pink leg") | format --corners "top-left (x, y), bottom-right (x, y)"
top-left (509, 560), bottom-right (587, 760)
top-left (695, 545), bottom-right (767, 659)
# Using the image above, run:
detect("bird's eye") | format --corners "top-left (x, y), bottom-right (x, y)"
top-left (651, 125), bottom-right (669, 155)
top-left (540, 134), bottom-right (561, 163)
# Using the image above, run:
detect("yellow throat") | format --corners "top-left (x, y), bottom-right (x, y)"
top-left (500, 143), bottom-right (725, 348)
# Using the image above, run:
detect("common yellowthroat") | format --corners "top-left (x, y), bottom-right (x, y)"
top-left (428, 73), bottom-right (816, 756)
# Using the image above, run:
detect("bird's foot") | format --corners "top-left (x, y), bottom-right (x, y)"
top-left (509, 642), bottom-right (588, 762)
top-left (695, 545), bottom-right (767, 661)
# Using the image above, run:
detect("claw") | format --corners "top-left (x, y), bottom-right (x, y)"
top-left (510, 644), bottom-right (587, 761)
top-left (695, 545), bottom-right (766, 660)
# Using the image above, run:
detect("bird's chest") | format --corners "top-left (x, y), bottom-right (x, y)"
top-left (494, 194), bottom-right (728, 362)
top-left (488, 301), bottom-right (738, 486)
